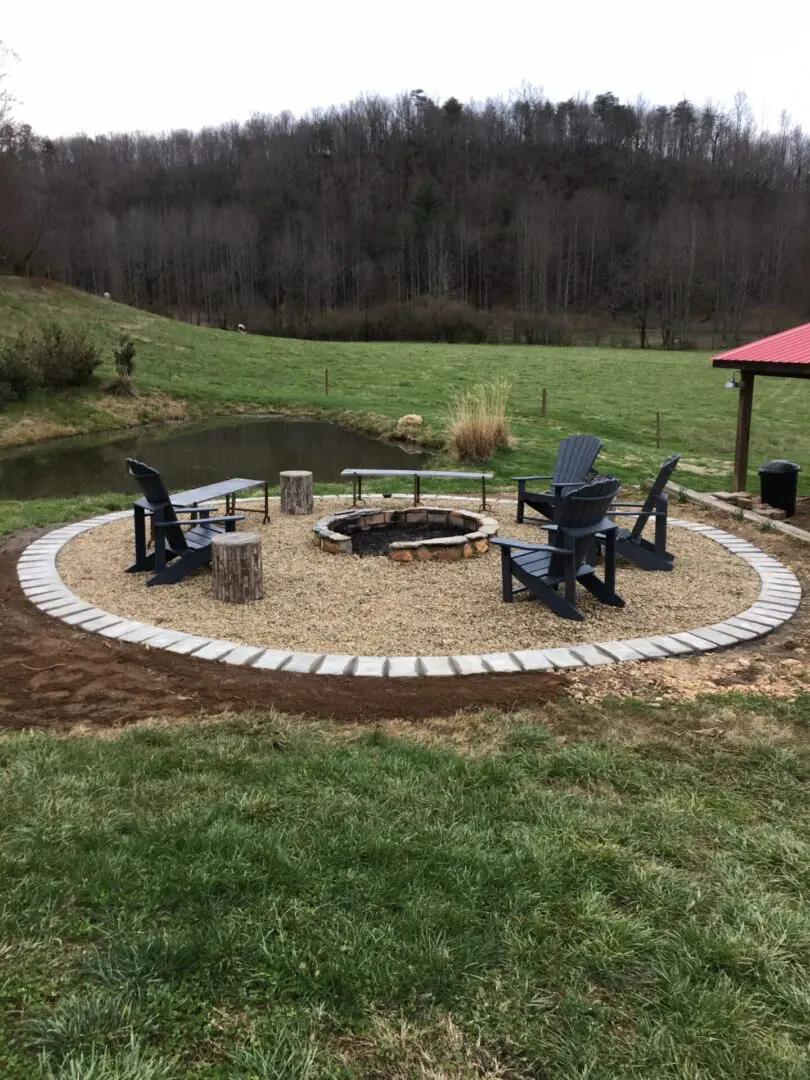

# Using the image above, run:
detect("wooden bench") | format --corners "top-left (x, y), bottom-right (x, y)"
top-left (341, 468), bottom-right (494, 510)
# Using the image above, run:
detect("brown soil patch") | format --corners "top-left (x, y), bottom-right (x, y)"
top-left (0, 529), bottom-right (565, 733)
top-left (58, 499), bottom-right (758, 656)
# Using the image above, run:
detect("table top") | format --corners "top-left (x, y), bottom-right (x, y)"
top-left (135, 477), bottom-right (265, 509)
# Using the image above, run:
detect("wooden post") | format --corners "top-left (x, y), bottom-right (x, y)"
top-left (324, 367), bottom-right (329, 395)
top-left (733, 370), bottom-right (755, 492)
top-left (212, 532), bottom-right (263, 603)
top-left (280, 470), bottom-right (314, 514)
top-left (541, 388), bottom-right (547, 417)
top-left (656, 410), bottom-right (661, 448)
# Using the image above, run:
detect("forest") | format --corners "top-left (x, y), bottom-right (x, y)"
top-left (2, 82), bottom-right (809, 346)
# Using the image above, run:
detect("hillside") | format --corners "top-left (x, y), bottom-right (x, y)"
top-left (1, 277), bottom-right (809, 493)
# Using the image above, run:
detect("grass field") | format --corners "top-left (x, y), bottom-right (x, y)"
top-left (2, 277), bottom-right (810, 496)
top-left (2, 698), bottom-right (810, 1079)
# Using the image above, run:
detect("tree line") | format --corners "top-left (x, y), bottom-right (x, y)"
top-left (2, 81), bottom-right (809, 347)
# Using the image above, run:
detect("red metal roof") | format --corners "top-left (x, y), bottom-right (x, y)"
top-left (713, 323), bottom-right (810, 368)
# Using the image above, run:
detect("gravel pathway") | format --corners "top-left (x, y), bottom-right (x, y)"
top-left (57, 498), bottom-right (760, 656)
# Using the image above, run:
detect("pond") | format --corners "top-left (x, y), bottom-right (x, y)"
top-left (0, 416), bottom-right (425, 500)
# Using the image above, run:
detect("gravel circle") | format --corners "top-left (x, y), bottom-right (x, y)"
top-left (57, 498), bottom-right (760, 656)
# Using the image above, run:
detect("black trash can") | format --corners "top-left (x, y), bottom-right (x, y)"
top-left (758, 459), bottom-right (801, 516)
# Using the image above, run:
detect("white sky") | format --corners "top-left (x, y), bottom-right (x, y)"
top-left (5, 0), bottom-right (810, 137)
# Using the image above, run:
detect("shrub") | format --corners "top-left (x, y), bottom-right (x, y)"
top-left (33, 322), bottom-right (101, 389)
top-left (447, 378), bottom-right (512, 463)
top-left (0, 340), bottom-right (41, 407)
top-left (109, 335), bottom-right (137, 396)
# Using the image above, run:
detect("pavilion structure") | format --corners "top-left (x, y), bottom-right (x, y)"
top-left (712, 323), bottom-right (810, 491)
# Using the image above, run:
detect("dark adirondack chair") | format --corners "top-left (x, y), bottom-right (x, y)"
top-left (492, 477), bottom-right (624, 621)
top-left (603, 454), bottom-right (681, 571)
top-left (514, 434), bottom-right (603, 523)
top-left (126, 458), bottom-right (244, 586)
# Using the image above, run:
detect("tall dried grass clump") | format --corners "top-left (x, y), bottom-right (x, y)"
top-left (447, 379), bottom-right (512, 463)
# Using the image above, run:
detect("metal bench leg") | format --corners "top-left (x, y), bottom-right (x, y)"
top-left (480, 476), bottom-right (490, 512)
top-left (414, 475), bottom-right (421, 506)
top-left (263, 481), bottom-right (269, 523)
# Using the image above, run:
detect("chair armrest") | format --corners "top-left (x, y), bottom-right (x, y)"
top-left (512, 474), bottom-right (552, 482)
top-left (490, 537), bottom-right (572, 554)
top-left (154, 514), bottom-right (245, 528)
top-left (610, 502), bottom-right (643, 508)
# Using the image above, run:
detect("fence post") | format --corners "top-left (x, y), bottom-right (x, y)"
top-left (325, 367), bottom-right (329, 396)
top-left (541, 388), bottom-right (547, 418)
top-left (656, 410), bottom-right (661, 448)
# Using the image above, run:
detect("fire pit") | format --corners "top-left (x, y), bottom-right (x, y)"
top-left (313, 506), bottom-right (499, 562)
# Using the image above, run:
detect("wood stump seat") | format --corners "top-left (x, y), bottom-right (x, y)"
top-left (211, 532), bottom-right (263, 603)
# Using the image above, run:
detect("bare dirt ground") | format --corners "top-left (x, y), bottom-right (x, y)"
top-left (1, 502), bottom-right (809, 734)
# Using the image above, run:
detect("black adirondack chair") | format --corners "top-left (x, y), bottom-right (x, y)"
top-left (514, 434), bottom-right (603, 523)
top-left (126, 458), bottom-right (244, 586)
top-left (604, 454), bottom-right (681, 571)
top-left (493, 477), bottom-right (624, 621)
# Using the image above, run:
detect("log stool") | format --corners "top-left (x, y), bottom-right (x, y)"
top-left (211, 532), bottom-right (263, 603)
top-left (280, 470), bottom-right (314, 515)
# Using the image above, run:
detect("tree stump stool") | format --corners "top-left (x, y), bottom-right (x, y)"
top-left (211, 532), bottom-right (263, 603)
top-left (280, 470), bottom-right (314, 515)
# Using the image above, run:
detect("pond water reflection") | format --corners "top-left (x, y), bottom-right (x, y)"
top-left (0, 416), bottom-right (425, 500)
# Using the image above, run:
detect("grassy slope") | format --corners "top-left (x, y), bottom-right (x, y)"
top-left (1, 699), bottom-right (809, 1078)
top-left (2, 278), bottom-right (810, 499)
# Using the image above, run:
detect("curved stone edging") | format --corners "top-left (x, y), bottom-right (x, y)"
top-left (17, 504), bottom-right (802, 677)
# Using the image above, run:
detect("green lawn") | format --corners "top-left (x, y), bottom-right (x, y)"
top-left (1, 698), bottom-right (809, 1078)
top-left (2, 277), bottom-right (809, 494)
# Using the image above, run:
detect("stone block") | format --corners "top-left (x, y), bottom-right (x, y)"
top-left (283, 652), bottom-right (323, 674)
top-left (758, 505), bottom-right (787, 520)
top-left (222, 646), bottom-right (264, 666)
top-left (354, 656), bottom-right (387, 676)
top-left (421, 656), bottom-right (456, 676)
top-left (511, 650), bottom-right (554, 671)
top-left (388, 656), bottom-right (420, 677)
top-left (482, 652), bottom-right (522, 673)
top-left (543, 648), bottom-right (585, 669)
top-left (462, 543), bottom-right (474, 558)
top-left (316, 654), bottom-right (357, 675)
top-left (433, 546), bottom-right (463, 562)
top-left (596, 640), bottom-right (646, 662)
top-left (391, 548), bottom-right (414, 562)
top-left (570, 644), bottom-right (615, 666)
top-left (190, 639), bottom-right (242, 660)
top-left (251, 649), bottom-right (294, 670)
top-left (452, 654), bottom-right (489, 675)
top-left (415, 546), bottom-right (433, 561)
top-left (473, 539), bottom-right (489, 554)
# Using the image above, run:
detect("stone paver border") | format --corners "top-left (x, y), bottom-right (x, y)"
top-left (17, 497), bottom-right (801, 677)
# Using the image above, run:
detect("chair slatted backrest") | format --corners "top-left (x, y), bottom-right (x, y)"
top-left (554, 435), bottom-right (603, 485)
top-left (629, 454), bottom-right (681, 542)
top-left (548, 477), bottom-right (621, 577)
top-left (127, 458), bottom-right (188, 553)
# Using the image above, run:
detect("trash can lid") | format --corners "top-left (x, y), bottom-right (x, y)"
top-left (758, 459), bottom-right (801, 474)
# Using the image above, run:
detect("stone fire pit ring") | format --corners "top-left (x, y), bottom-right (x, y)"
top-left (313, 505), bottom-right (499, 562)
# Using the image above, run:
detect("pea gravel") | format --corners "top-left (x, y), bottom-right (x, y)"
top-left (57, 498), bottom-right (760, 656)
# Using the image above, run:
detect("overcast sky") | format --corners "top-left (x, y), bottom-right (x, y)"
top-left (5, 0), bottom-right (810, 138)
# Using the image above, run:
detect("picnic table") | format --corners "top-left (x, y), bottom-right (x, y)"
top-left (133, 476), bottom-right (269, 569)
top-left (341, 468), bottom-right (493, 510)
